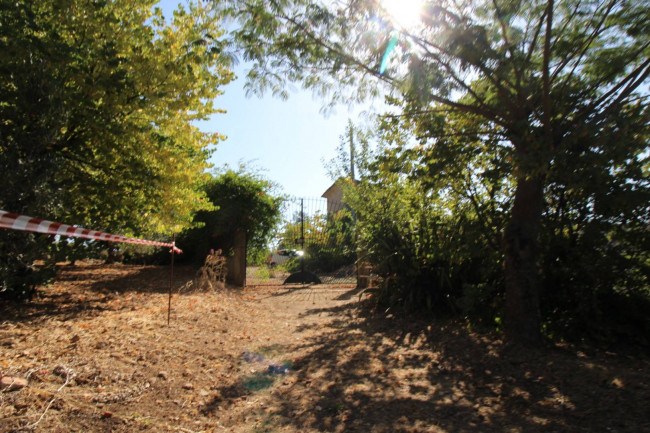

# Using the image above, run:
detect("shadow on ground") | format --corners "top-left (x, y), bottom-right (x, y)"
top-left (0, 263), bottom-right (199, 324)
top-left (230, 296), bottom-right (650, 433)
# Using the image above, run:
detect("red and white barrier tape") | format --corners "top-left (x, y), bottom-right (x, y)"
top-left (0, 210), bottom-right (181, 253)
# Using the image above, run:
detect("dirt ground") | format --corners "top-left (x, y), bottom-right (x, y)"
top-left (1, 262), bottom-right (649, 433)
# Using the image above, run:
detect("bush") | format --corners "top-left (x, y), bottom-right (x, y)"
top-left (347, 176), bottom-right (504, 314)
top-left (0, 232), bottom-right (56, 301)
top-left (341, 102), bottom-right (650, 345)
top-left (176, 168), bottom-right (284, 267)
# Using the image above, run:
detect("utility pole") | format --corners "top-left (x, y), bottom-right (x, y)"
top-left (348, 123), bottom-right (355, 181)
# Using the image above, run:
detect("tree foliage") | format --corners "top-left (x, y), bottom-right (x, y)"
top-left (344, 95), bottom-right (648, 340)
top-left (330, 121), bottom-right (506, 319)
top-left (221, 0), bottom-right (649, 344)
top-left (177, 168), bottom-right (285, 266)
top-left (0, 0), bottom-right (232, 299)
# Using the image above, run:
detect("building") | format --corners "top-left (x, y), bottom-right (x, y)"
top-left (321, 179), bottom-right (345, 215)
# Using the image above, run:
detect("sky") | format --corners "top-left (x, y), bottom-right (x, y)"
top-left (158, 0), bottom-right (378, 199)
top-left (201, 67), bottom-right (372, 198)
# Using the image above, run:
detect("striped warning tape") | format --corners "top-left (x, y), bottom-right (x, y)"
top-left (0, 210), bottom-right (181, 253)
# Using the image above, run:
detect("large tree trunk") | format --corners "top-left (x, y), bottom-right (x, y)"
top-left (503, 175), bottom-right (545, 346)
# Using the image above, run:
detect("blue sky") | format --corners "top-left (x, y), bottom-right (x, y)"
top-left (201, 66), bottom-right (370, 198)
top-left (158, 0), bottom-right (376, 199)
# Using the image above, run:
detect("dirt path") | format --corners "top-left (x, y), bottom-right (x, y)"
top-left (1, 263), bottom-right (649, 432)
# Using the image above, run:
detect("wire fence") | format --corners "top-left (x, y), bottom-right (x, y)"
top-left (246, 197), bottom-right (358, 286)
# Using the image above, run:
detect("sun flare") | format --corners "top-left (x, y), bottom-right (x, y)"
top-left (380, 0), bottom-right (424, 28)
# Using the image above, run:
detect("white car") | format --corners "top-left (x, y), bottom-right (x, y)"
top-left (268, 249), bottom-right (303, 267)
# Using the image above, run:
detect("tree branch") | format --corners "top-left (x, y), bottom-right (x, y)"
top-left (577, 57), bottom-right (650, 123)
top-left (273, 9), bottom-right (511, 127)
top-left (553, 0), bottom-right (618, 84)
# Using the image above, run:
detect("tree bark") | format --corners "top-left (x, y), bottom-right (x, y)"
top-left (503, 174), bottom-right (545, 346)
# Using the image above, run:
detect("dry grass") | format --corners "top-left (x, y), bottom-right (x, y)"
top-left (1, 262), bottom-right (648, 432)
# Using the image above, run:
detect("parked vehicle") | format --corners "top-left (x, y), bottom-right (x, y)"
top-left (268, 249), bottom-right (303, 267)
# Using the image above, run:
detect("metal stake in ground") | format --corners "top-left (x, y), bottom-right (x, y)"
top-left (168, 236), bottom-right (176, 326)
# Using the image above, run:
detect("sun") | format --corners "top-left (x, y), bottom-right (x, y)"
top-left (380, 0), bottom-right (425, 29)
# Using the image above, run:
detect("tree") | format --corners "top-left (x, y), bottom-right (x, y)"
top-left (177, 168), bottom-right (285, 265)
top-left (220, 0), bottom-right (649, 345)
top-left (0, 0), bottom-right (232, 299)
top-left (327, 117), bottom-right (507, 317)
top-left (356, 96), bottom-right (648, 341)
